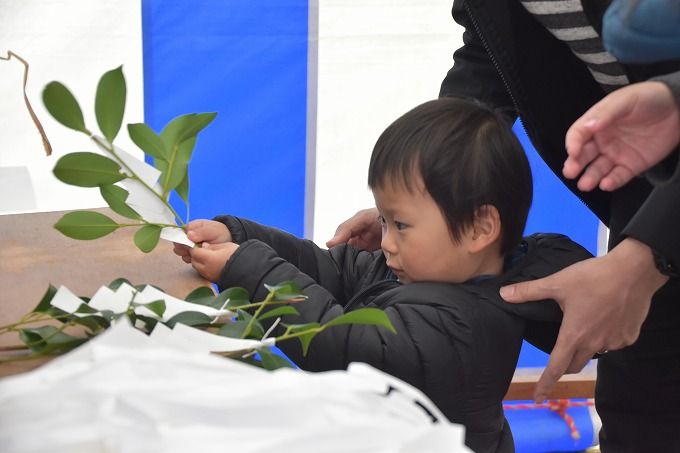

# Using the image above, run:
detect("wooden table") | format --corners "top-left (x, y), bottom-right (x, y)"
top-left (0, 208), bottom-right (209, 376)
top-left (504, 363), bottom-right (596, 400)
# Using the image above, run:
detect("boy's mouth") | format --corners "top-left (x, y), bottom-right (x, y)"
top-left (388, 266), bottom-right (404, 278)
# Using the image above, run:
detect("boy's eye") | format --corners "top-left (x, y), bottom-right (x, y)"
top-left (378, 215), bottom-right (387, 230)
top-left (394, 220), bottom-right (408, 231)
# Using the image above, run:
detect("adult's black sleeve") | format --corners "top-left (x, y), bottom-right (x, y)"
top-left (439, 0), bottom-right (515, 119)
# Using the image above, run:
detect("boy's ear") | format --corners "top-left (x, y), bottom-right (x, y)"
top-left (469, 204), bottom-right (501, 253)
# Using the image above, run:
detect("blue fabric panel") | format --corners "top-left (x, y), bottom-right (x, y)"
top-left (142, 0), bottom-right (308, 236)
top-left (513, 121), bottom-right (600, 368)
top-left (506, 401), bottom-right (596, 452)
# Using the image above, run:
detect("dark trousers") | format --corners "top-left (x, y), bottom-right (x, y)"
top-left (597, 289), bottom-right (680, 452)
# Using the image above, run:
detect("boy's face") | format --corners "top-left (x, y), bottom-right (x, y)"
top-left (372, 175), bottom-right (478, 284)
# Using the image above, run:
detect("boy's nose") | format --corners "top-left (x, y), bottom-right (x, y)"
top-left (381, 231), bottom-right (397, 256)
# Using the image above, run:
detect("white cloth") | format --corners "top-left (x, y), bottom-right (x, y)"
top-left (0, 320), bottom-right (470, 453)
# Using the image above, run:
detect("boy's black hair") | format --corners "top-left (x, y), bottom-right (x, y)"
top-left (368, 97), bottom-right (533, 256)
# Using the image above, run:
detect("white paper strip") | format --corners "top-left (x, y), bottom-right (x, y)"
top-left (160, 226), bottom-right (194, 247)
top-left (49, 285), bottom-right (86, 314)
top-left (135, 285), bottom-right (232, 321)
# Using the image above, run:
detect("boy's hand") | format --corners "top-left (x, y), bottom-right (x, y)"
top-left (189, 242), bottom-right (240, 282)
top-left (185, 219), bottom-right (232, 244)
top-left (173, 220), bottom-right (232, 264)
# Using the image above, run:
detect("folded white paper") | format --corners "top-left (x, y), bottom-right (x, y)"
top-left (49, 283), bottom-right (232, 323)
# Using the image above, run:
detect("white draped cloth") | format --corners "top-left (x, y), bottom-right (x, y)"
top-left (0, 320), bottom-right (470, 453)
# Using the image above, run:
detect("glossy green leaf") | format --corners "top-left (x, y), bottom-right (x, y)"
top-left (108, 277), bottom-right (133, 290)
top-left (19, 326), bottom-right (86, 354)
top-left (324, 308), bottom-right (396, 334)
top-left (292, 330), bottom-right (317, 356)
top-left (186, 287), bottom-right (250, 310)
top-left (183, 286), bottom-right (220, 309)
top-left (53, 152), bottom-right (125, 187)
top-left (70, 315), bottom-right (108, 333)
top-left (160, 112), bottom-right (217, 148)
top-left (132, 299), bottom-right (166, 317)
top-left (258, 306), bottom-right (299, 321)
top-left (264, 281), bottom-right (307, 302)
top-left (259, 348), bottom-right (295, 370)
top-left (95, 66), bottom-right (126, 143)
top-left (127, 123), bottom-right (167, 159)
top-left (100, 185), bottom-right (141, 219)
top-left (42, 81), bottom-right (89, 134)
top-left (134, 224), bottom-right (162, 253)
top-left (160, 112), bottom-right (215, 194)
top-left (153, 156), bottom-right (168, 173)
top-left (236, 310), bottom-right (264, 339)
top-left (284, 322), bottom-right (322, 354)
top-left (285, 322), bottom-right (321, 333)
top-left (162, 136), bottom-right (196, 194)
top-left (218, 287), bottom-right (250, 309)
top-left (185, 286), bottom-right (216, 302)
top-left (165, 311), bottom-right (213, 328)
top-left (176, 172), bottom-right (189, 203)
top-left (218, 319), bottom-right (250, 338)
top-left (54, 211), bottom-right (120, 240)
top-left (31, 284), bottom-right (58, 313)
top-left (75, 303), bottom-right (98, 315)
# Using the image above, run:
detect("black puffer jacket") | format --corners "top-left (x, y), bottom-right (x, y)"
top-left (216, 215), bottom-right (592, 453)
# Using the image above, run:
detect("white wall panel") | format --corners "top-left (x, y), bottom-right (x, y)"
top-left (310, 0), bottom-right (463, 245)
top-left (0, 0), bottom-right (143, 214)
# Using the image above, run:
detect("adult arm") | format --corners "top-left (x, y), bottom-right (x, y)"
top-left (501, 237), bottom-right (669, 402)
top-left (439, 0), bottom-right (514, 113)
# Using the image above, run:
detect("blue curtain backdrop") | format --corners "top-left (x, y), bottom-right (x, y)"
top-left (142, 0), bottom-right (308, 237)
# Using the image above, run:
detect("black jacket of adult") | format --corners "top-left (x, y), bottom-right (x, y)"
top-left (440, 0), bottom-right (680, 359)
top-left (215, 215), bottom-right (592, 453)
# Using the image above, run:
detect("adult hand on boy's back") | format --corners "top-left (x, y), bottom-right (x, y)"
top-left (326, 207), bottom-right (382, 250)
top-left (499, 238), bottom-right (668, 403)
top-left (189, 242), bottom-right (240, 282)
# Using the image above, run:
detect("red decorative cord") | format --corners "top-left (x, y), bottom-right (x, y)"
top-left (503, 399), bottom-right (594, 440)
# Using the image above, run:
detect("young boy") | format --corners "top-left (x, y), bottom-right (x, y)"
top-left (173, 97), bottom-right (592, 453)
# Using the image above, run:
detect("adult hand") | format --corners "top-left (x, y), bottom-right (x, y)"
top-left (173, 220), bottom-right (232, 263)
top-left (326, 207), bottom-right (382, 250)
top-left (189, 242), bottom-right (240, 282)
top-left (499, 238), bottom-right (668, 402)
top-left (563, 81), bottom-right (680, 192)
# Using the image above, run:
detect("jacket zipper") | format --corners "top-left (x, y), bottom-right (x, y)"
top-left (463, 1), bottom-right (600, 222)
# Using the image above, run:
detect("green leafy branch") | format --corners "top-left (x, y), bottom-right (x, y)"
top-left (43, 66), bottom-right (216, 252)
top-left (0, 280), bottom-right (396, 371)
